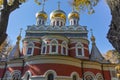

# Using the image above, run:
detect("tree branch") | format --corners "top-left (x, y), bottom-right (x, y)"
top-left (7, 0), bottom-right (21, 13)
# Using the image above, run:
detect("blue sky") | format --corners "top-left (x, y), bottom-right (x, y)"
top-left (7, 0), bottom-right (114, 54)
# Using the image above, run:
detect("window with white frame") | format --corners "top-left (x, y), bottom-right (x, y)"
top-left (61, 41), bottom-right (67, 55)
top-left (41, 42), bottom-right (47, 54)
top-left (76, 43), bottom-right (84, 56)
top-left (27, 42), bottom-right (34, 55)
top-left (50, 39), bottom-right (58, 54)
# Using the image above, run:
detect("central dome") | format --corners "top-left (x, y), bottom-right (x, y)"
top-left (50, 10), bottom-right (66, 21)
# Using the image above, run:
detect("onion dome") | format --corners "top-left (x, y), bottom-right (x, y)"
top-left (50, 9), bottom-right (66, 21)
top-left (68, 11), bottom-right (79, 20)
top-left (36, 11), bottom-right (48, 20)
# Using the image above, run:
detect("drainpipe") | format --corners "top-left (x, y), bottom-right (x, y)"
top-left (101, 64), bottom-right (105, 80)
top-left (81, 61), bottom-right (84, 80)
top-left (21, 59), bottom-right (25, 79)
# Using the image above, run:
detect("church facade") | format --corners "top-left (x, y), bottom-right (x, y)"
top-left (0, 2), bottom-right (117, 80)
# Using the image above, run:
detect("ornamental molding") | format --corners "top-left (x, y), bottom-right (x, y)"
top-left (26, 25), bottom-right (88, 33)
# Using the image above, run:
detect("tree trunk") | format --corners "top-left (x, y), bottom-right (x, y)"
top-left (0, 0), bottom-right (21, 45)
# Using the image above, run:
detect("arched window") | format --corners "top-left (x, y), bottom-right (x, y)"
top-left (39, 19), bottom-right (41, 24)
top-left (47, 73), bottom-right (54, 80)
top-left (70, 20), bottom-right (72, 25)
top-left (85, 75), bottom-right (94, 80)
top-left (61, 22), bottom-right (63, 26)
top-left (53, 21), bottom-right (55, 26)
top-left (50, 40), bottom-right (58, 54)
top-left (74, 20), bottom-right (76, 25)
top-left (57, 21), bottom-right (59, 26)
top-left (27, 42), bottom-right (34, 55)
top-left (41, 42), bottom-right (47, 54)
top-left (12, 70), bottom-right (21, 80)
top-left (62, 41), bottom-right (67, 55)
top-left (76, 43), bottom-right (84, 56)
top-left (42, 20), bottom-right (44, 25)
top-left (84, 72), bottom-right (95, 80)
top-left (73, 75), bottom-right (77, 80)
top-left (96, 73), bottom-right (103, 80)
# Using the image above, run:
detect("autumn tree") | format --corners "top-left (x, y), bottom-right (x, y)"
top-left (104, 50), bottom-right (120, 63)
top-left (0, 38), bottom-right (12, 61)
top-left (0, 0), bottom-right (42, 46)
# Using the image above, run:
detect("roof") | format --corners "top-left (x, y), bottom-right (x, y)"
top-left (90, 35), bottom-right (109, 63)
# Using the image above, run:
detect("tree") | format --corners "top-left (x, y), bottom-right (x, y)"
top-left (0, 38), bottom-right (12, 61)
top-left (104, 50), bottom-right (120, 63)
top-left (0, 0), bottom-right (41, 46)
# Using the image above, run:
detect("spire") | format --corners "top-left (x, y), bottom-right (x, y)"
top-left (72, 5), bottom-right (75, 11)
top-left (16, 28), bottom-right (22, 45)
top-left (90, 29), bottom-right (108, 63)
top-left (90, 29), bottom-right (96, 45)
top-left (42, 0), bottom-right (45, 11)
top-left (58, 1), bottom-right (60, 10)
top-left (8, 28), bottom-right (22, 60)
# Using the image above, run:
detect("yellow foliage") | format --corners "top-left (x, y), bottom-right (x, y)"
top-left (34, 0), bottom-right (41, 5)
top-left (0, 0), bottom-right (3, 5)
top-left (19, 0), bottom-right (26, 3)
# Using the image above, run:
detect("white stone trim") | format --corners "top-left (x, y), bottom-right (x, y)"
top-left (7, 63), bottom-right (23, 67)
top-left (43, 70), bottom-right (57, 77)
top-left (70, 72), bottom-right (80, 78)
top-left (11, 70), bottom-right (21, 80)
top-left (84, 71), bottom-right (96, 80)
top-left (96, 73), bottom-right (104, 80)
top-left (22, 70), bottom-right (32, 80)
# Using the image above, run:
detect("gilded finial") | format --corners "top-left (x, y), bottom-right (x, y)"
top-left (16, 28), bottom-right (22, 45)
top-left (90, 29), bottom-right (96, 45)
top-left (42, 0), bottom-right (45, 11)
top-left (58, 1), bottom-right (60, 10)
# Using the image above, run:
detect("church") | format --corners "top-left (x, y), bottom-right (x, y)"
top-left (0, 1), bottom-right (117, 80)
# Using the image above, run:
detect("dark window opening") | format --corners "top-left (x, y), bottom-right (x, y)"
top-left (52, 45), bottom-right (56, 52)
top-left (27, 48), bottom-right (32, 55)
top-left (47, 73), bottom-right (54, 80)
top-left (78, 48), bottom-right (82, 55)
top-left (73, 75), bottom-right (77, 80)
top-left (42, 46), bottom-right (46, 53)
top-left (63, 47), bottom-right (66, 55)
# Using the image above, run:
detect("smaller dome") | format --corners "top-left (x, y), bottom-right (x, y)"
top-left (68, 11), bottom-right (79, 20)
top-left (50, 10), bottom-right (66, 21)
top-left (36, 11), bottom-right (48, 20)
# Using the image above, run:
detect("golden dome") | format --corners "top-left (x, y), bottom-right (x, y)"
top-left (50, 10), bottom-right (66, 21)
top-left (36, 11), bottom-right (48, 20)
top-left (68, 11), bottom-right (79, 20)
